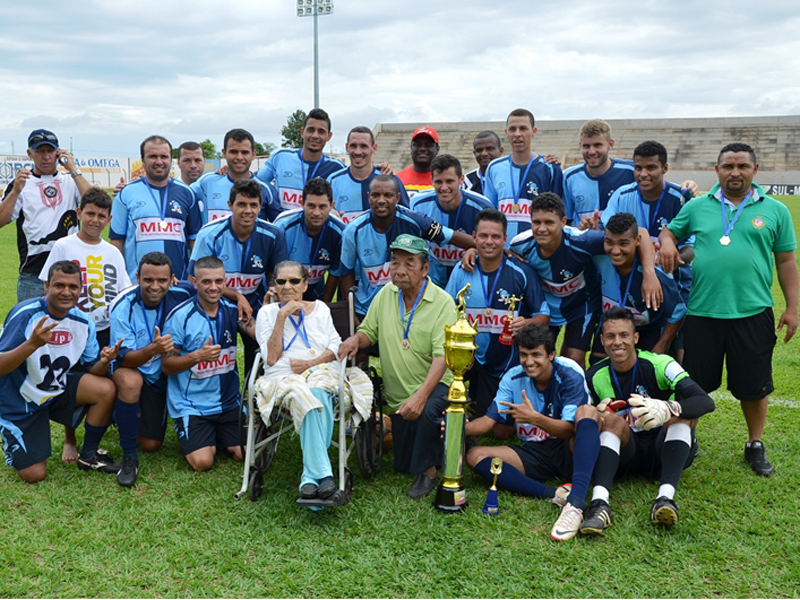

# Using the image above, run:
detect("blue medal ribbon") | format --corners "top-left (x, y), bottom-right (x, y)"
top-left (478, 171), bottom-right (486, 194)
top-left (637, 182), bottom-right (666, 233)
top-left (477, 256), bottom-right (506, 310)
top-left (615, 256), bottom-right (639, 307)
top-left (298, 149), bottom-right (324, 186)
top-left (144, 179), bottom-right (170, 223)
top-left (283, 309), bottom-right (312, 352)
top-left (300, 218), bottom-right (324, 268)
top-left (720, 190), bottom-right (753, 239)
top-left (196, 301), bottom-right (223, 345)
top-left (444, 192), bottom-right (466, 231)
top-left (239, 234), bottom-right (253, 274)
top-left (140, 299), bottom-right (163, 343)
top-left (610, 359), bottom-right (638, 400)
top-left (398, 279), bottom-right (428, 346)
top-left (509, 157), bottom-right (534, 206)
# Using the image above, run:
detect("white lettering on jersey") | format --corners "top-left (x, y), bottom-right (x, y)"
top-left (430, 243), bottom-right (465, 266)
top-left (191, 347), bottom-right (237, 379)
top-left (364, 262), bottom-right (392, 287)
top-left (465, 307), bottom-right (515, 335)
top-left (601, 296), bottom-right (650, 325)
top-left (306, 264), bottom-right (328, 284)
top-left (498, 198), bottom-right (533, 223)
top-left (134, 218), bottom-right (185, 242)
top-left (541, 271), bottom-right (586, 298)
top-left (517, 422), bottom-right (549, 442)
top-left (279, 187), bottom-right (303, 210)
top-left (226, 272), bottom-right (262, 295)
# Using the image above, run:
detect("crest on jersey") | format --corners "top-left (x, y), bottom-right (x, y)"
top-left (752, 216), bottom-right (765, 229)
top-left (497, 288), bottom-right (511, 303)
top-left (36, 180), bottom-right (62, 210)
top-left (170, 200), bottom-right (182, 214)
top-left (320, 248), bottom-right (330, 262)
top-left (251, 255), bottom-right (264, 269)
top-left (224, 329), bottom-right (233, 344)
top-left (526, 182), bottom-right (540, 197)
top-left (560, 269), bottom-right (573, 279)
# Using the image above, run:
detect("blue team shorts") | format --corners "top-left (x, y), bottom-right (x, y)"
top-left (173, 407), bottom-right (241, 455)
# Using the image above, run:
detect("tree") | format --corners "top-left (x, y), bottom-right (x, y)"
top-left (254, 141), bottom-right (277, 157)
top-left (281, 110), bottom-right (307, 149)
top-left (199, 139), bottom-right (217, 159)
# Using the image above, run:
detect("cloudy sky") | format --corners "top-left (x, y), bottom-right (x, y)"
top-left (2, 0), bottom-right (799, 158)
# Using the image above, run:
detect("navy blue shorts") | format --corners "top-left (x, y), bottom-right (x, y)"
top-left (173, 408), bottom-right (241, 455)
top-left (616, 426), bottom-right (697, 480)
top-left (550, 312), bottom-right (600, 353)
top-left (510, 436), bottom-right (573, 481)
top-left (139, 378), bottom-right (168, 442)
top-left (1, 372), bottom-right (88, 470)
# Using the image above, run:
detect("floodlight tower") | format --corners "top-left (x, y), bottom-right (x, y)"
top-left (297, 0), bottom-right (334, 109)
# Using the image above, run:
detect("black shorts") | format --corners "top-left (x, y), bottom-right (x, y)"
top-left (96, 328), bottom-right (110, 351)
top-left (467, 361), bottom-right (501, 417)
top-left (1, 372), bottom-right (87, 470)
top-left (683, 308), bottom-right (776, 401)
top-left (616, 427), bottom-right (696, 480)
top-left (510, 437), bottom-right (573, 481)
top-left (173, 408), bottom-right (242, 455)
top-left (139, 377), bottom-right (168, 442)
top-left (550, 312), bottom-right (599, 353)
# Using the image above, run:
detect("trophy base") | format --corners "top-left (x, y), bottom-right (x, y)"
top-left (498, 332), bottom-right (514, 346)
top-left (434, 483), bottom-right (467, 513)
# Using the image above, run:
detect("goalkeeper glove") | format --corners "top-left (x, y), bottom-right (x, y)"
top-left (629, 394), bottom-right (681, 430)
top-left (597, 397), bottom-right (628, 413)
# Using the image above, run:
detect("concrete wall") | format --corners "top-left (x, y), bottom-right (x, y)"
top-left (373, 115), bottom-right (800, 191)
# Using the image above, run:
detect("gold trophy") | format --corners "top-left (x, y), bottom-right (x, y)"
top-left (482, 458), bottom-right (503, 515)
top-left (435, 284), bottom-right (478, 513)
top-left (498, 294), bottom-right (522, 346)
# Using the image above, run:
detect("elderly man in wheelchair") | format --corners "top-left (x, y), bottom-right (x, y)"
top-left (252, 260), bottom-right (373, 504)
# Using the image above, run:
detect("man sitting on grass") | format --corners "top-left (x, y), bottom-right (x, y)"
top-left (549, 306), bottom-right (715, 541)
top-left (0, 260), bottom-right (123, 483)
top-left (464, 323), bottom-right (589, 514)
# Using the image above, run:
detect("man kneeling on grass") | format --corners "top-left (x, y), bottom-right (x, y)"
top-left (0, 260), bottom-right (123, 482)
top-left (550, 306), bottom-right (715, 541)
top-left (464, 323), bottom-right (589, 514)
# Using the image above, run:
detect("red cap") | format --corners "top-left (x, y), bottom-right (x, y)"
top-left (411, 126), bottom-right (439, 144)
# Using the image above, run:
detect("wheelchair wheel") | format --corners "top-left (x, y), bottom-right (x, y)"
top-left (355, 392), bottom-right (384, 479)
top-left (254, 407), bottom-right (285, 475)
top-left (248, 468), bottom-right (264, 502)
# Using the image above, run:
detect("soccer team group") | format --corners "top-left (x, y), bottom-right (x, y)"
top-left (0, 107), bottom-right (796, 542)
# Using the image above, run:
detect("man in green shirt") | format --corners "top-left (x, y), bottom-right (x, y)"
top-left (339, 234), bottom-right (456, 500)
top-left (659, 142), bottom-right (798, 477)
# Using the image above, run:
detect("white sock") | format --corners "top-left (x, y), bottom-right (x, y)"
top-left (657, 484), bottom-right (676, 500)
top-left (592, 486), bottom-right (610, 503)
top-left (599, 430), bottom-right (621, 454)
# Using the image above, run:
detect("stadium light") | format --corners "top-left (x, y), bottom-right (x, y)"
top-left (297, 0), bottom-right (334, 109)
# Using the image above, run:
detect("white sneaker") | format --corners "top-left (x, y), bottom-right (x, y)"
top-left (549, 483), bottom-right (572, 507)
top-left (550, 503), bottom-right (583, 542)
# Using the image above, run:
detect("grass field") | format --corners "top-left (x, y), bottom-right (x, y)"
top-left (1, 197), bottom-right (799, 598)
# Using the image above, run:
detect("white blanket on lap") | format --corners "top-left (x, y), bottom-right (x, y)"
top-left (254, 364), bottom-right (373, 433)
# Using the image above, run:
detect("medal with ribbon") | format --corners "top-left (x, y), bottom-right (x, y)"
top-left (398, 279), bottom-right (428, 350)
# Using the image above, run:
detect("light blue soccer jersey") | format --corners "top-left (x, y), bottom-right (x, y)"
top-left (509, 228), bottom-right (605, 326)
top-left (485, 359), bottom-right (590, 442)
top-left (257, 149), bottom-right (345, 212)
top-left (340, 205), bottom-right (455, 315)
top-left (411, 189), bottom-right (493, 287)
top-left (191, 172), bottom-right (281, 224)
top-left (445, 256), bottom-right (549, 378)
top-left (593, 257), bottom-right (686, 333)
top-left (110, 284), bottom-right (195, 385)
top-left (189, 218), bottom-right (289, 312)
top-left (327, 167), bottom-right (409, 225)
top-left (273, 209), bottom-right (345, 300)
top-left (483, 155), bottom-right (564, 243)
top-left (600, 181), bottom-right (694, 301)
top-left (562, 159), bottom-right (634, 225)
top-left (0, 298), bottom-right (98, 422)
top-left (109, 177), bottom-right (202, 281)
top-left (163, 298), bottom-right (240, 418)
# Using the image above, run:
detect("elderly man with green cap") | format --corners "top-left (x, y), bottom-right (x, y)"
top-left (339, 234), bottom-right (456, 499)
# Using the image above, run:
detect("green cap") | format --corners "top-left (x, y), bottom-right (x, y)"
top-left (388, 234), bottom-right (429, 255)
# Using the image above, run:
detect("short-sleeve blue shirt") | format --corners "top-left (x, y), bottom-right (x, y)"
top-left (327, 166), bottom-right (409, 225)
top-left (257, 149), bottom-right (345, 212)
top-left (562, 159), bottom-right (634, 225)
top-left (190, 172), bottom-right (281, 224)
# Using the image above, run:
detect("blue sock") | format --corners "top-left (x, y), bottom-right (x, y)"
top-left (80, 422), bottom-right (108, 459)
top-left (114, 399), bottom-right (139, 459)
top-left (567, 418), bottom-right (601, 510)
top-left (473, 457), bottom-right (554, 499)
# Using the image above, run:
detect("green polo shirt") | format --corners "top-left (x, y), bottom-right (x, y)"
top-left (358, 277), bottom-right (456, 413)
top-left (667, 183), bottom-right (796, 319)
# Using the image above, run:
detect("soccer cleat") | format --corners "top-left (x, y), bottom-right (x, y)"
top-left (579, 499), bottom-right (613, 535)
top-left (650, 496), bottom-right (679, 526)
top-left (117, 456), bottom-right (139, 487)
top-left (744, 441), bottom-right (775, 477)
top-left (77, 449), bottom-right (121, 474)
top-left (550, 503), bottom-right (583, 542)
top-left (550, 483), bottom-right (573, 507)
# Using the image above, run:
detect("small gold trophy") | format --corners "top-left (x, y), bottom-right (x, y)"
top-left (498, 294), bottom-right (522, 346)
top-left (435, 284), bottom-right (478, 513)
top-left (482, 458), bottom-right (503, 515)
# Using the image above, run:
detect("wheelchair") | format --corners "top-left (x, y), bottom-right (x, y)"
top-left (234, 288), bottom-right (384, 508)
